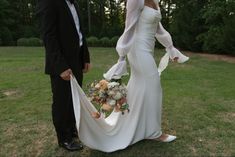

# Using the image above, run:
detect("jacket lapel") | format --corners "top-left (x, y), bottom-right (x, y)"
top-left (60, 0), bottom-right (78, 34)
top-left (73, 2), bottom-right (85, 33)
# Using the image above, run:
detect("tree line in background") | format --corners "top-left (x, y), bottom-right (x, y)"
top-left (0, 0), bottom-right (234, 54)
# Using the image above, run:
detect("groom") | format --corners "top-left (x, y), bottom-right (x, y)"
top-left (37, 0), bottom-right (90, 151)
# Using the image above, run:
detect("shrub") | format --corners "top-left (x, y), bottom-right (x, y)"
top-left (87, 36), bottom-right (100, 47)
top-left (110, 36), bottom-right (119, 47)
top-left (17, 37), bottom-right (42, 46)
top-left (0, 38), bottom-right (2, 46)
top-left (199, 27), bottom-right (225, 54)
top-left (17, 38), bottom-right (28, 46)
top-left (100, 37), bottom-right (110, 47)
top-left (28, 37), bottom-right (42, 46)
top-left (87, 36), bottom-right (120, 47)
top-left (0, 27), bottom-right (13, 46)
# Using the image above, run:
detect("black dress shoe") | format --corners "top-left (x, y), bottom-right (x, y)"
top-left (72, 131), bottom-right (78, 139)
top-left (59, 140), bottom-right (83, 151)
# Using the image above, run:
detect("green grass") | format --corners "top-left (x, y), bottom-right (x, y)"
top-left (0, 47), bottom-right (234, 157)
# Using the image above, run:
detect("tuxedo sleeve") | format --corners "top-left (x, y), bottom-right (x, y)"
top-left (38, 0), bottom-right (69, 75)
top-left (81, 37), bottom-right (90, 63)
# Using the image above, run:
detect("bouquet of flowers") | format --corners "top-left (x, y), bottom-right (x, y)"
top-left (88, 79), bottom-right (129, 118)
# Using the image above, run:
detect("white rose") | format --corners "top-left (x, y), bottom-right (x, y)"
top-left (113, 92), bottom-right (122, 100)
top-left (107, 99), bottom-right (116, 106)
top-left (95, 84), bottom-right (100, 89)
top-left (108, 82), bottom-right (120, 89)
top-left (107, 90), bottom-right (115, 96)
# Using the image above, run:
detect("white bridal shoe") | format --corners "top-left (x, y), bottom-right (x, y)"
top-left (150, 134), bottom-right (177, 143)
top-left (160, 135), bottom-right (177, 143)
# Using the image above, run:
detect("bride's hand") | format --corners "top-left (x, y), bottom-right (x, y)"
top-left (171, 57), bottom-right (179, 62)
top-left (118, 56), bottom-right (126, 62)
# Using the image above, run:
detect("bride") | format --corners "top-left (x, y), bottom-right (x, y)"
top-left (70, 0), bottom-right (189, 152)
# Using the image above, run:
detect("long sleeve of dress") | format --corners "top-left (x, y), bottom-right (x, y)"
top-left (155, 22), bottom-right (189, 75)
top-left (116, 0), bottom-right (144, 57)
top-left (104, 0), bottom-right (144, 80)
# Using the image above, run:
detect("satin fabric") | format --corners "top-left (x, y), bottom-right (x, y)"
top-left (71, 6), bottom-right (164, 152)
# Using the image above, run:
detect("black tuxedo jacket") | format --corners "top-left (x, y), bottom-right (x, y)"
top-left (37, 0), bottom-right (90, 76)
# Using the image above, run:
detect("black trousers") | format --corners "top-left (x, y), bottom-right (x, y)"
top-left (50, 74), bottom-right (82, 143)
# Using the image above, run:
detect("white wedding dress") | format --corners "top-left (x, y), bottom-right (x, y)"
top-left (70, 0), bottom-right (189, 153)
top-left (72, 6), bottom-right (163, 152)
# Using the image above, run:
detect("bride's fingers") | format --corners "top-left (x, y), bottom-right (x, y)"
top-left (171, 57), bottom-right (179, 62)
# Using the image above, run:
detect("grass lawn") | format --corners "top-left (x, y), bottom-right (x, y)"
top-left (0, 47), bottom-right (234, 157)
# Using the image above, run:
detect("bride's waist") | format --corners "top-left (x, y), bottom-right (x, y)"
top-left (133, 36), bottom-right (156, 50)
top-left (135, 27), bottom-right (156, 36)
top-left (135, 33), bottom-right (156, 41)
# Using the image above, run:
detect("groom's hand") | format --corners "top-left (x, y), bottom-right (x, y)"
top-left (60, 69), bottom-right (73, 81)
top-left (83, 63), bottom-right (91, 73)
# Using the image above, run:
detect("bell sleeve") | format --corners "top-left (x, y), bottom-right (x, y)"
top-left (155, 22), bottom-right (189, 75)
